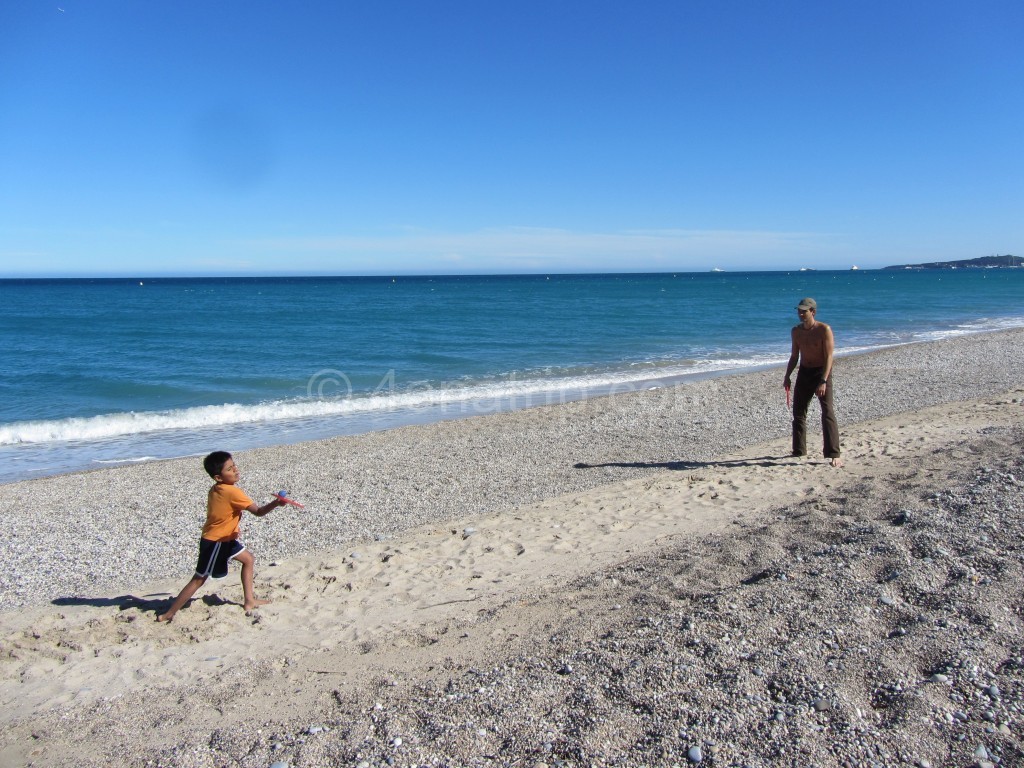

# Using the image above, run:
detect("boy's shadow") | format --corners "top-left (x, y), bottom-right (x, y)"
top-left (574, 455), bottom-right (794, 471)
top-left (52, 593), bottom-right (237, 614)
top-left (52, 594), bottom-right (169, 613)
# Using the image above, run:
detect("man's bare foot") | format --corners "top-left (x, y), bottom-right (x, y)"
top-left (830, 457), bottom-right (844, 468)
top-left (244, 597), bottom-right (272, 615)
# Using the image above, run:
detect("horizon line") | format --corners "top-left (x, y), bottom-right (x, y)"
top-left (0, 267), bottom-right (879, 281)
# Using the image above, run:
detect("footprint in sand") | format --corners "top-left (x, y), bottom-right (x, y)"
top-left (602, 520), bottom-right (635, 533)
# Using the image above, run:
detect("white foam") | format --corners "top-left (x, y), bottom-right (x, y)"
top-left (0, 356), bottom-right (787, 447)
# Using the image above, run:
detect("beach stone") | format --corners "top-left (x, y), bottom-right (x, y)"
top-left (687, 745), bottom-right (703, 763)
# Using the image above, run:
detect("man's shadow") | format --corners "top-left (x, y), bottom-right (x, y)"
top-left (574, 455), bottom-right (796, 471)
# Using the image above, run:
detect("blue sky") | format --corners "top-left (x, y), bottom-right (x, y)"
top-left (1, 1), bottom-right (1021, 276)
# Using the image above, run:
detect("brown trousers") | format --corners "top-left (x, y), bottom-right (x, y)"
top-left (792, 366), bottom-right (841, 458)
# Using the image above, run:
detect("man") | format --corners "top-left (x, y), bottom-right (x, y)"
top-left (783, 297), bottom-right (843, 467)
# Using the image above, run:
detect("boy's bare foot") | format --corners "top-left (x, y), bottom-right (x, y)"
top-left (244, 597), bottom-right (272, 615)
top-left (830, 457), bottom-right (844, 468)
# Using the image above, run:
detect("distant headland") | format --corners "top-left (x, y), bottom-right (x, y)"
top-left (883, 254), bottom-right (1022, 270)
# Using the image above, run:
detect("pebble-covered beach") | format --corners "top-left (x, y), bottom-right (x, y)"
top-left (213, 437), bottom-right (1024, 768)
top-left (1, 329), bottom-right (1022, 768)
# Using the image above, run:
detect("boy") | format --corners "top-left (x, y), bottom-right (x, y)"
top-left (157, 451), bottom-right (286, 622)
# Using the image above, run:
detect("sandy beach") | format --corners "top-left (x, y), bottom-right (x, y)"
top-left (1, 329), bottom-right (1023, 767)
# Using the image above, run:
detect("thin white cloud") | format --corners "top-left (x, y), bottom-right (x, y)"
top-left (0, 227), bottom-right (850, 276)
top-left (237, 227), bottom-right (841, 272)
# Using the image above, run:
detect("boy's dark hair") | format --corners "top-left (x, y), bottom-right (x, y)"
top-left (203, 451), bottom-right (233, 479)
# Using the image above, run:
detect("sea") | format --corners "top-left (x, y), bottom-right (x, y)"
top-left (2, 269), bottom-right (1023, 484)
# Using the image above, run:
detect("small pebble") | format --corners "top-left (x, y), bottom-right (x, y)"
top-left (687, 745), bottom-right (703, 763)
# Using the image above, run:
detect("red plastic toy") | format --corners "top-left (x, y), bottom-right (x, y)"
top-left (274, 490), bottom-right (305, 508)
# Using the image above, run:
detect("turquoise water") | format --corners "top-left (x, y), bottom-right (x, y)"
top-left (2, 269), bottom-right (1022, 482)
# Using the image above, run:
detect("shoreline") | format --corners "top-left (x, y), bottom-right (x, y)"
top-left (3, 321), bottom-right (1022, 487)
top-left (0, 328), bottom-right (1022, 766)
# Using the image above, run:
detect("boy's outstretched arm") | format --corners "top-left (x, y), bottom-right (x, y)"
top-left (248, 496), bottom-right (286, 517)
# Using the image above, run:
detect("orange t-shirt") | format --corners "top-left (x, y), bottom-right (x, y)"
top-left (202, 483), bottom-right (254, 542)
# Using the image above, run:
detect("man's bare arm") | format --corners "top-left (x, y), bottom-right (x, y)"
top-left (784, 328), bottom-right (800, 384)
top-left (820, 324), bottom-right (835, 383)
